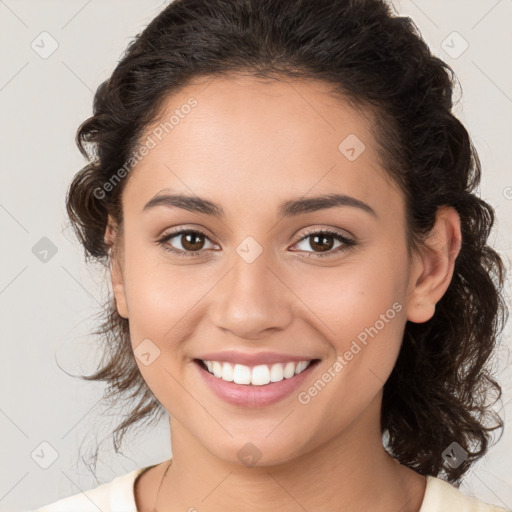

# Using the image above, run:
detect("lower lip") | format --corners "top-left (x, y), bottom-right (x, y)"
top-left (194, 359), bottom-right (320, 408)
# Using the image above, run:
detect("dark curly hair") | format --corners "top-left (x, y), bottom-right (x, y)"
top-left (64, 0), bottom-right (508, 485)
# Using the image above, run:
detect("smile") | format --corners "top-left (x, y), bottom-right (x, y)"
top-left (198, 359), bottom-right (317, 386)
top-left (193, 358), bottom-right (322, 407)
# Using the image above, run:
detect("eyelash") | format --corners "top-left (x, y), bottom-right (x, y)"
top-left (156, 227), bottom-right (357, 259)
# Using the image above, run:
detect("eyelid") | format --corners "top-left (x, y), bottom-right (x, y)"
top-left (158, 224), bottom-right (218, 245)
top-left (295, 225), bottom-right (355, 243)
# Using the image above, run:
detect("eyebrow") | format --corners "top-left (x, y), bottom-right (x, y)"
top-left (142, 191), bottom-right (377, 219)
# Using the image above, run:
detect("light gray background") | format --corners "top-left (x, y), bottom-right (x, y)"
top-left (1, 0), bottom-right (511, 511)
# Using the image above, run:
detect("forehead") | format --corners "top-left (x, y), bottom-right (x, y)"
top-left (122, 74), bottom-right (402, 219)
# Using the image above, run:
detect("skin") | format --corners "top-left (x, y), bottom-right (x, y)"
top-left (105, 74), bottom-right (462, 512)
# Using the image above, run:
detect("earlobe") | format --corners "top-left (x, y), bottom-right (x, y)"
top-left (406, 206), bottom-right (462, 324)
top-left (105, 215), bottom-right (129, 319)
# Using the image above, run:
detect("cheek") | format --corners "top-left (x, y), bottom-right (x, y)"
top-left (122, 259), bottom-right (200, 413)
top-left (289, 252), bottom-right (408, 379)
top-left (294, 256), bottom-right (405, 334)
top-left (124, 274), bottom-right (180, 343)
top-left (122, 240), bottom-right (207, 343)
top-left (289, 257), bottom-right (407, 431)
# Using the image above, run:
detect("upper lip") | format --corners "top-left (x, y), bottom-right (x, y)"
top-left (195, 350), bottom-right (320, 367)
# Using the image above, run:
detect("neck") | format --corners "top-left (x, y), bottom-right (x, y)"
top-left (154, 394), bottom-right (426, 512)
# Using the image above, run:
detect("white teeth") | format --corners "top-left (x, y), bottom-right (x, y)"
top-left (251, 365), bottom-right (270, 386)
top-left (295, 361), bottom-right (309, 374)
top-left (232, 364), bottom-right (251, 385)
top-left (212, 361), bottom-right (223, 378)
top-left (221, 362), bottom-right (234, 382)
top-left (270, 363), bottom-right (284, 382)
top-left (284, 362), bottom-right (296, 378)
top-left (201, 359), bottom-right (314, 385)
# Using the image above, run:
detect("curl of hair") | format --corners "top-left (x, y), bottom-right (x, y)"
top-left (65, 0), bottom-right (508, 484)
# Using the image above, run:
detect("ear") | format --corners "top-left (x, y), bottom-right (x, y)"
top-left (105, 215), bottom-right (129, 319)
top-left (406, 206), bottom-right (462, 323)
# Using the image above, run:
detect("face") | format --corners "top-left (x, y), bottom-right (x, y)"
top-left (108, 75), bottom-right (427, 466)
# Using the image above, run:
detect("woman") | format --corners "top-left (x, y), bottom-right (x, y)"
top-left (33, 0), bottom-right (510, 510)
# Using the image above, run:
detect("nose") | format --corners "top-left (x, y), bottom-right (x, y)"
top-left (208, 250), bottom-right (294, 341)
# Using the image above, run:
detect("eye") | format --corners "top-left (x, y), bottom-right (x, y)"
top-left (292, 228), bottom-right (357, 258)
top-left (157, 229), bottom-right (218, 258)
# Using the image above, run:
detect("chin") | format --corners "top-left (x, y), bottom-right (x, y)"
top-left (199, 429), bottom-right (311, 469)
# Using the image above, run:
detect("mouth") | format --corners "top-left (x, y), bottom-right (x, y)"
top-left (194, 358), bottom-right (321, 386)
top-left (193, 358), bottom-right (322, 408)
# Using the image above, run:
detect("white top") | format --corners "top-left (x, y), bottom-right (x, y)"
top-left (29, 466), bottom-right (511, 512)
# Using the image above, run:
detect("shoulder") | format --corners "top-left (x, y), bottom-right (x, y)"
top-left (420, 475), bottom-right (511, 512)
top-left (29, 466), bottom-right (154, 512)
